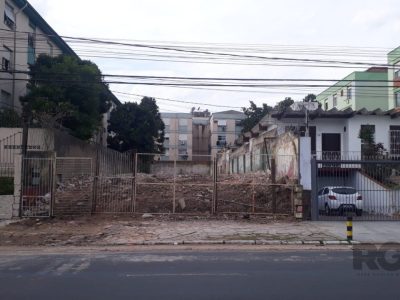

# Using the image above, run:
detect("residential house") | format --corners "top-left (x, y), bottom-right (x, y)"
top-left (388, 46), bottom-right (400, 109)
top-left (316, 67), bottom-right (388, 111)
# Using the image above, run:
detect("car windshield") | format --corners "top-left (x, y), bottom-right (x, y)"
top-left (332, 187), bottom-right (357, 195)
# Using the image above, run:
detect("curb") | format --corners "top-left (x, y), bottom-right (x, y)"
top-left (105, 239), bottom-right (357, 246)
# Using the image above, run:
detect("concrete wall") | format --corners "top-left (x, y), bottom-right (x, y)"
top-left (149, 161), bottom-right (212, 176)
top-left (0, 195), bottom-right (13, 219)
top-left (351, 171), bottom-right (400, 215)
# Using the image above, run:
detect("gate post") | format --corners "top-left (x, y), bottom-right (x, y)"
top-left (271, 158), bottom-right (277, 214)
top-left (91, 148), bottom-right (100, 213)
top-left (212, 158), bottom-right (218, 214)
top-left (50, 152), bottom-right (56, 217)
top-left (131, 150), bottom-right (137, 213)
top-left (310, 158), bottom-right (318, 221)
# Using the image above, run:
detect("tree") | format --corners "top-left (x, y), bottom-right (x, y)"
top-left (274, 97), bottom-right (294, 112)
top-left (240, 101), bottom-right (272, 133)
top-left (20, 54), bottom-right (111, 140)
top-left (107, 97), bottom-right (165, 153)
top-left (303, 93), bottom-right (317, 102)
top-left (0, 108), bottom-right (21, 127)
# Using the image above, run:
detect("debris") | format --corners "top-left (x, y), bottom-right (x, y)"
top-left (142, 213), bottom-right (154, 219)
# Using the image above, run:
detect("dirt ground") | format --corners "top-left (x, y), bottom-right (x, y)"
top-left (0, 214), bottom-right (302, 247)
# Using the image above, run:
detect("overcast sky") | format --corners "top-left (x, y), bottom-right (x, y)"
top-left (29, 0), bottom-right (400, 112)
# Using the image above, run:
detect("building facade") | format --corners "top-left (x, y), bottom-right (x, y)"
top-left (161, 110), bottom-right (244, 160)
top-left (316, 67), bottom-right (388, 112)
top-left (0, 0), bottom-right (119, 146)
top-left (209, 110), bottom-right (244, 158)
top-left (388, 46), bottom-right (400, 109)
top-left (161, 113), bottom-right (193, 161)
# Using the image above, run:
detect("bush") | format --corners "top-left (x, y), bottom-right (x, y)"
top-left (0, 177), bottom-right (14, 195)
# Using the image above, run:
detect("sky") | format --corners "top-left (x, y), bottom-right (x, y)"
top-left (28, 0), bottom-right (400, 113)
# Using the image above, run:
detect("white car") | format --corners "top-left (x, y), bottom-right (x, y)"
top-left (318, 186), bottom-right (363, 216)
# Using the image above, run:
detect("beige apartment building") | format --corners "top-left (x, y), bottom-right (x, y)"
top-left (0, 0), bottom-right (66, 111)
top-left (0, 0), bottom-right (119, 145)
top-left (162, 113), bottom-right (193, 161)
top-left (210, 110), bottom-right (245, 158)
top-left (161, 110), bottom-right (244, 161)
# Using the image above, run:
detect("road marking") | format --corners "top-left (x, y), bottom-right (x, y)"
top-left (125, 273), bottom-right (247, 277)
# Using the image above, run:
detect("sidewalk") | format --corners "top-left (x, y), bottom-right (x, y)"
top-left (0, 215), bottom-right (399, 247)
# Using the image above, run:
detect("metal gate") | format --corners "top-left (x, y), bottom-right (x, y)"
top-left (311, 158), bottom-right (400, 221)
top-left (21, 157), bottom-right (54, 217)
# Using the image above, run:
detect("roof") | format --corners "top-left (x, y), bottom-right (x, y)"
top-left (213, 110), bottom-right (244, 115)
top-left (12, 0), bottom-right (121, 106)
top-left (271, 107), bottom-right (400, 120)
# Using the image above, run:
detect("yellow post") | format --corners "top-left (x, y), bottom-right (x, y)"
top-left (346, 216), bottom-right (353, 241)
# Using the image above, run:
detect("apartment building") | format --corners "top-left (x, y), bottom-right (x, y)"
top-left (161, 113), bottom-right (193, 161)
top-left (210, 110), bottom-right (244, 158)
top-left (388, 46), bottom-right (400, 109)
top-left (0, 0), bottom-right (119, 145)
top-left (316, 67), bottom-right (388, 111)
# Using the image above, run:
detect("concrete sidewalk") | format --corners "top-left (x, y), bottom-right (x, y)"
top-left (1, 216), bottom-right (399, 246)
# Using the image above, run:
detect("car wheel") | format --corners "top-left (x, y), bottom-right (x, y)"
top-left (356, 209), bottom-right (363, 216)
top-left (325, 204), bottom-right (331, 216)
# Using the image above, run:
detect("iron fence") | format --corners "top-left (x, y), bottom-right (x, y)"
top-left (313, 159), bottom-right (400, 221)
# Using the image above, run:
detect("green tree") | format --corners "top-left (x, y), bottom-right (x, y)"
top-left (0, 108), bottom-right (21, 127)
top-left (107, 97), bottom-right (165, 153)
top-left (240, 101), bottom-right (272, 133)
top-left (303, 93), bottom-right (317, 102)
top-left (20, 54), bottom-right (111, 140)
top-left (274, 97), bottom-right (294, 112)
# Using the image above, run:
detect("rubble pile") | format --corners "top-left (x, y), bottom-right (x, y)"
top-left (54, 176), bottom-right (93, 216)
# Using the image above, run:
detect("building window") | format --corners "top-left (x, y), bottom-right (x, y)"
top-left (217, 120), bottom-right (227, 133)
top-left (340, 90), bottom-right (344, 97)
top-left (178, 118), bottom-right (188, 132)
top-left (47, 41), bottom-right (54, 56)
top-left (235, 120), bottom-right (243, 134)
top-left (0, 90), bottom-right (12, 109)
top-left (347, 86), bottom-right (352, 100)
top-left (163, 118), bottom-right (170, 132)
top-left (395, 92), bottom-right (400, 107)
top-left (4, 2), bottom-right (15, 29)
top-left (390, 126), bottom-right (400, 157)
top-left (28, 35), bottom-right (36, 65)
top-left (178, 134), bottom-right (187, 148)
top-left (324, 102), bottom-right (328, 111)
top-left (2, 47), bottom-right (12, 72)
top-left (217, 135), bottom-right (227, 147)
top-left (332, 94), bottom-right (337, 107)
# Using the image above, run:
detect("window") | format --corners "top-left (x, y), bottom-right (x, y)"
top-left (163, 118), bottom-right (170, 132)
top-left (395, 63), bottom-right (400, 79)
top-left (47, 41), bottom-right (54, 56)
top-left (332, 94), bottom-right (337, 107)
top-left (347, 86), bottom-right (352, 100)
top-left (340, 90), bottom-right (344, 97)
top-left (4, 2), bottom-right (15, 28)
top-left (0, 90), bottom-right (12, 109)
top-left (217, 135), bottom-right (227, 147)
top-left (28, 34), bottom-right (36, 65)
top-left (178, 118), bottom-right (188, 132)
top-left (390, 126), bottom-right (400, 156)
top-left (324, 102), bottom-right (328, 111)
top-left (178, 134), bottom-right (187, 148)
top-left (2, 47), bottom-right (12, 72)
top-left (395, 92), bottom-right (400, 107)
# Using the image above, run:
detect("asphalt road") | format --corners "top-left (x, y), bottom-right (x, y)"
top-left (0, 249), bottom-right (398, 300)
